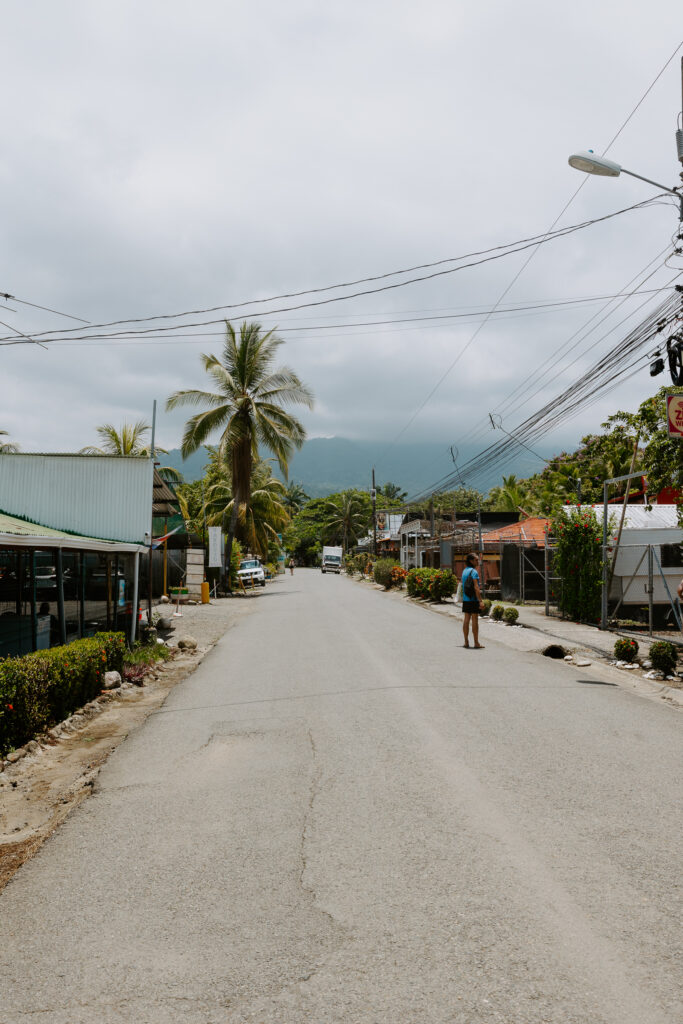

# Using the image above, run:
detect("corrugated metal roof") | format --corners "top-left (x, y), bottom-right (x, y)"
top-left (570, 504), bottom-right (680, 529)
top-left (0, 512), bottom-right (145, 552)
top-left (0, 453), bottom-right (153, 543)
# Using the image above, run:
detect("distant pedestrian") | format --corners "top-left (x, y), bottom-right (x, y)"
top-left (461, 552), bottom-right (485, 649)
top-left (289, 558), bottom-right (295, 575)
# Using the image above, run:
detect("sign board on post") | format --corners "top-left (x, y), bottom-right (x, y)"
top-left (208, 527), bottom-right (223, 568)
top-left (666, 393), bottom-right (683, 437)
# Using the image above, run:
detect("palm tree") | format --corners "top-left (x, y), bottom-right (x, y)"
top-left (207, 459), bottom-right (289, 561)
top-left (498, 474), bottom-right (526, 512)
top-left (283, 480), bottom-right (309, 515)
top-left (81, 420), bottom-right (181, 481)
top-left (166, 320), bottom-right (314, 588)
top-left (0, 430), bottom-right (19, 453)
top-left (81, 420), bottom-right (158, 456)
top-left (379, 482), bottom-right (407, 503)
top-left (322, 490), bottom-right (370, 552)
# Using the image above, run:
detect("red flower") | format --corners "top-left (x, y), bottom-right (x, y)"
top-left (6, 703), bottom-right (13, 711)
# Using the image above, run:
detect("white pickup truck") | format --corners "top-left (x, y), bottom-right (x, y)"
top-left (321, 546), bottom-right (343, 574)
top-left (237, 557), bottom-right (266, 587)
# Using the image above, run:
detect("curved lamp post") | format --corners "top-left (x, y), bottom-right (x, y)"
top-left (568, 150), bottom-right (683, 220)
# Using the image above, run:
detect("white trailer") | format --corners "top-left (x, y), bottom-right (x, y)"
top-left (586, 506), bottom-right (683, 606)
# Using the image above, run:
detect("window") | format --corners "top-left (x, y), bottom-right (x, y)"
top-left (660, 543), bottom-right (683, 568)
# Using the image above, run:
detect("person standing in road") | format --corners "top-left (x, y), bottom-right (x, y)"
top-left (289, 558), bottom-right (295, 575)
top-left (461, 552), bottom-right (485, 649)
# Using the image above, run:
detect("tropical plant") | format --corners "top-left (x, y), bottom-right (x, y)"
top-left (373, 558), bottom-right (399, 589)
top-left (648, 640), bottom-right (677, 676)
top-left (378, 482), bottom-right (407, 504)
top-left (550, 507), bottom-right (604, 622)
top-left (283, 480), bottom-right (309, 515)
top-left (167, 320), bottom-right (314, 588)
top-left (0, 429), bottom-right (19, 453)
top-left (81, 420), bottom-right (181, 481)
top-left (391, 565), bottom-right (408, 588)
top-left (206, 457), bottom-right (289, 561)
top-left (406, 568), bottom-right (456, 602)
top-left (614, 637), bottom-right (639, 663)
top-left (322, 490), bottom-right (371, 551)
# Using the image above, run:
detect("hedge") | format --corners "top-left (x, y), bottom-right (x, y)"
top-left (0, 631), bottom-right (126, 757)
top-left (406, 568), bottom-right (456, 602)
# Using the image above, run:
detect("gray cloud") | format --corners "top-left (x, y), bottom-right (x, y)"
top-left (1, 0), bottom-right (681, 490)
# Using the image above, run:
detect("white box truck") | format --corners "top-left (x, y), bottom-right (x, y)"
top-left (321, 545), bottom-right (343, 573)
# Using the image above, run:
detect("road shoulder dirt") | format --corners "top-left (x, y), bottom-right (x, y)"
top-left (0, 592), bottom-right (259, 890)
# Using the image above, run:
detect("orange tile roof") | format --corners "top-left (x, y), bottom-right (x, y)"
top-left (483, 517), bottom-right (550, 545)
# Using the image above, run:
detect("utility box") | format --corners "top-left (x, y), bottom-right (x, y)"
top-left (186, 549), bottom-right (205, 600)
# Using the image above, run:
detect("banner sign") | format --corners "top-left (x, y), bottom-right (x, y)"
top-left (666, 393), bottom-right (683, 437)
top-left (208, 527), bottom-right (223, 567)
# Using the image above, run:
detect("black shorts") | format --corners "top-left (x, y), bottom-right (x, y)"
top-left (462, 600), bottom-right (480, 614)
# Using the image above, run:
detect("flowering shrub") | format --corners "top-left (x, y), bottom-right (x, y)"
top-left (550, 507), bottom-right (604, 622)
top-left (0, 632), bottom-right (126, 757)
top-left (406, 568), bottom-right (456, 602)
top-left (391, 565), bottom-right (408, 588)
top-left (373, 559), bottom-right (399, 589)
top-left (614, 637), bottom-right (639, 663)
top-left (648, 640), bottom-right (677, 675)
top-left (490, 604), bottom-right (504, 621)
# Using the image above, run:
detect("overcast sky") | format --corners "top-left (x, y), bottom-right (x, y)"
top-left (1, 2), bottom-right (682, 489)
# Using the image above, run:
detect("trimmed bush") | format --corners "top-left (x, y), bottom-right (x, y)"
top-left (406, 568), bottom-right (456, 602)
top-left (0, 631), bottom-right (126, 757)
top-left (614, 637), bottom-right (639, 663)
top-left (481, 599), bottom-right (492, 616)
top-left (373, 558), bottom-right (399, 590)
top-left (490, 604), bottom-right (504, 621)
top-left (503, 607), bottom-right (519, 625)
top-left (648, 640), bottom-right (677, 676)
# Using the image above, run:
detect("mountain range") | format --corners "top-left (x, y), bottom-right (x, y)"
top-left (162, 437), bottom-right (499, 498)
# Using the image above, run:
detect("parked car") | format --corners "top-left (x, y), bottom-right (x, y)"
top-left (237, 558), bottom-right (266, 587)
top-left (35, 566), bottom-right (57, 591)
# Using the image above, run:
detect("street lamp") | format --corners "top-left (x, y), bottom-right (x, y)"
top-left (568, 150), bottom-right (683, 220)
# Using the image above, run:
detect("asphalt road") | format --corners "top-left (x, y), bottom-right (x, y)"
top-left (1, 570), bottom-right (681, 1023)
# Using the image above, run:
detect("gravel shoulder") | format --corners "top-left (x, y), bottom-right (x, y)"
top-left (0, 591), bottom-right (260, 890)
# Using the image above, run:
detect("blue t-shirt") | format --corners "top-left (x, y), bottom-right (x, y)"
top-left (461, 567), bottom-right (479, 601)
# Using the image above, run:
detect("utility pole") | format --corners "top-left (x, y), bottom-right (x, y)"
top-left (148, 400), bottom-right (156, 631)
top-left (371, 468), bottom-right (377, 557)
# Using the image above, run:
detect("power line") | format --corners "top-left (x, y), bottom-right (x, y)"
top-left (376, 41), bottom-right (683, 471)
top-left (0, 196), bottom-right (664, 347)
top-left (0, 291), bottom-right (89, 324)
top-left (3, 285), bottom-right (673, 349)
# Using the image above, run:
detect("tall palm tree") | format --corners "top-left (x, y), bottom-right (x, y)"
top-left (0, 430), bottom-right (19, 453)
top-left (166, 320), bottom-right (314, 588)
top-left (81, 420), bottom-right (181, 481)
top-left (322, 490), bottom-right (370, 552)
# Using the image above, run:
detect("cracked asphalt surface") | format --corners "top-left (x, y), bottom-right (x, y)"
top-left (0, 570), bottom-right (681, 1023)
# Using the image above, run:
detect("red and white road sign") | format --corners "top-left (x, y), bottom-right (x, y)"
top-left (666, 393), bottom-right (683, 437)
